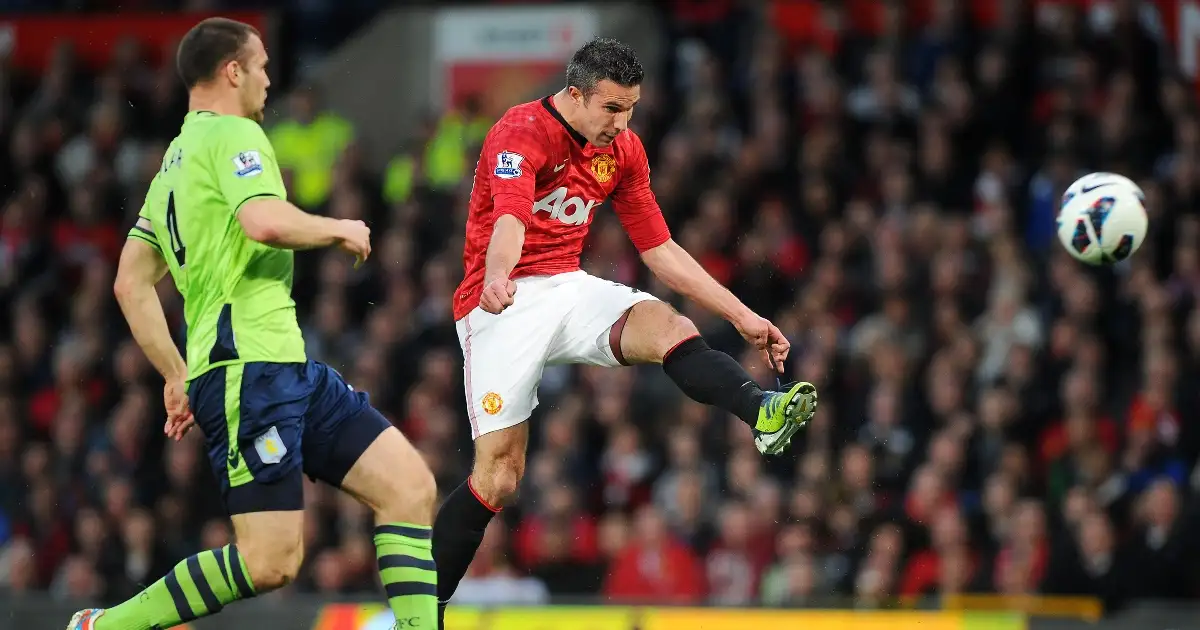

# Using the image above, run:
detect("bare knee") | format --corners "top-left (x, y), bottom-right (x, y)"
top-left (237, 526), bottom-right (304, 592)
top-left (377, 461), bottom-right (437, 525)
top-left (471, 433), bottom-right (527, 508)
top-left (473, 455), bottom-right (523, 507)
top-left (409, 463), bottom-right (438, 516)
top-left (662, 311), bottom-right (700, 350)
top-left (622, 301), bottom-right (701, 364)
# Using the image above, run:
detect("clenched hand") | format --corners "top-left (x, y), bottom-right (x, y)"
top-left (480, 277), bottom-right (517, 314)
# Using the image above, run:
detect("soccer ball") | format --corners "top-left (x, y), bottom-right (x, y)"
top-left (1056, 172), bottom-right (1148, 265)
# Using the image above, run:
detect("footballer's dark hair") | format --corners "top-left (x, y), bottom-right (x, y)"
top-left (565, 38), bottom-right (644, 96)
top-left (176, 17), bottom-right (261, 90)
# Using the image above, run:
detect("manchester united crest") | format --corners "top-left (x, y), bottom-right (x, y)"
top-left (481, 392), bottom-right (503, 415)
top-left (591, 154), bottom-right (617, 183)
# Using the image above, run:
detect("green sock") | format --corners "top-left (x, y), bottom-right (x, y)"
top-left (96, 544), bottom-right (256, 630)
top-left (374, 523), bottom-right (438, 628)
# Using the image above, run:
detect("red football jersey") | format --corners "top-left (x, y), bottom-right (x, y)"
top-left (453, 96), bottom-right (671, 321)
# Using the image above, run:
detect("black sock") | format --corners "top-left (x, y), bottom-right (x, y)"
top-left (662, 336), bottom-right (765, 427)
top-left (432, 478), bottom-right (499, 609)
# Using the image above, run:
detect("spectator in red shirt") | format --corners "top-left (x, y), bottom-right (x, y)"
top-left (705, 500), bottom-right (774, 605)
top-left (604, 504), bottom-right (705, 603)
top-left (1040, 369), bottom-right (1120, 471)
top-left (53, 185), bottom-right (120, 271)
top-left (599, 423), bottom-right (655, 511)
top-left (905, 465), bottom-right (956, 527)
top-left (29, 342), bottom-right (106, 434)
top-left (513, 484), bottom-right (598, 569)
top-left (993, 500), bottom-right (1049, 594)
top-left (901, 504), bottom-right (980, 596)
top-left (1126, 349), bottom-right (1181, 452)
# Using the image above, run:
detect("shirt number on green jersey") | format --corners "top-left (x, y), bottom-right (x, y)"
top-left (165, 191), bottom-right (187, 267)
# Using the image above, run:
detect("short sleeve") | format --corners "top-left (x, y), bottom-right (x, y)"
top-left (484, 123), bottom-right (549, 226)
top-left (611, 131), bottom-right (670, 252)
top-left (126, 215), bottom-right (161, 254)
top-left (212, 118), bottom-right (286, 214)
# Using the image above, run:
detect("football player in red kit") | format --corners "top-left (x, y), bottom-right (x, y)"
top-left (433, 38), bottom-right (819, 625)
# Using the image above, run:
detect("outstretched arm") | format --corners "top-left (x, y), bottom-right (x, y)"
top-left (640, 239), bottom-right (755, 324)
top-left (641, 239), bottom-right (788, 370)
top-left (610, 131), bottom-right (756, 325)
top-left (613, 131), bottom-right (788, 369)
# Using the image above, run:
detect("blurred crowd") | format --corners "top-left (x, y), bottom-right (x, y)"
top-left (1, 0), bottom-right (1200, 616)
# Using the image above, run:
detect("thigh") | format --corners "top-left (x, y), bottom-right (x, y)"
top-left (457, 278), bottom-right (566, 440)
top-left (189, 363), bottom-right (307, 515)
top-left (338, 423), bottom-right (432, 515)
top-left (549, 274), bottom-right (659, 367)
top-left (298, 361), bottom-right (391, 488)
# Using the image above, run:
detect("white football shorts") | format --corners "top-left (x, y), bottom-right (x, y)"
top-left (455, 270), bottom-right (658, 439)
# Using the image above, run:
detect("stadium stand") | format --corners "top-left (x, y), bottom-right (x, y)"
top-left (0, 0), bottom-right (1199, 620)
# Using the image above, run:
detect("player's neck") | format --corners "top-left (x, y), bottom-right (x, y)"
top-left (551, 89), bottom-right (584, 134)
top-left (187, 88), bottom-right (245, 119)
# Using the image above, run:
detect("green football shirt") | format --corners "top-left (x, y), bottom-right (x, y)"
top-left (128, 110), bottom-right (306, 381)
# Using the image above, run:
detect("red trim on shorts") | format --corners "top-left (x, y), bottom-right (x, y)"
top-left (663, 334), bottom-right (702, 361)
top-left (467, 477), bottom-right (503, 512)
top-left (609, 308), bottom-right (633, 366)
top-left (463, 316), bottom-right (480, 439)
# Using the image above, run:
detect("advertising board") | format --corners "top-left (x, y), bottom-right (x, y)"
top-left (0, 12), bottom-right (269, 71)
top-left (310, 604), bottom-right (1024, 630)
top-left (431, 6), bottom-right (598, 113)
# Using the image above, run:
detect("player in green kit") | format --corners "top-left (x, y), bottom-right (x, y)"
top-left (67, 18), bottom-right (439, 630)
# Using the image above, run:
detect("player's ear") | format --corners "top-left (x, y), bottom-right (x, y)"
top-left (567, 85), bottom-right (584, 106)
top-left (224, 60), bottom-right (242, 87)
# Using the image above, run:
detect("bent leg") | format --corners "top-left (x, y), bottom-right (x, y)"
top-left (552, 278), bottom-right (811, 449)
top-left (615, 299), bottom-right (702, 364)
top-left (618, 299), bottom-right (817, 453)
top-left (616, 299), bottom-right (765, 426)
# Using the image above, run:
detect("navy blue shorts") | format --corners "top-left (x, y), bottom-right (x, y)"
top-left (189, 360), bottom-right (392, 515)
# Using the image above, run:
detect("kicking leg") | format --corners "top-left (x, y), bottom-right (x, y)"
top-left (617, 300), bottom-right (818, 454)
top-left (338, 423), bottom-right (440, 629)
top-left (614, 301), bottom-right (763, 420)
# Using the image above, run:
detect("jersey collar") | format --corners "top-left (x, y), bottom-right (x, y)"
top-left (185, 110), bottom-right (219, 121)
top-left (541, 96), bottom-right (587, 148)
